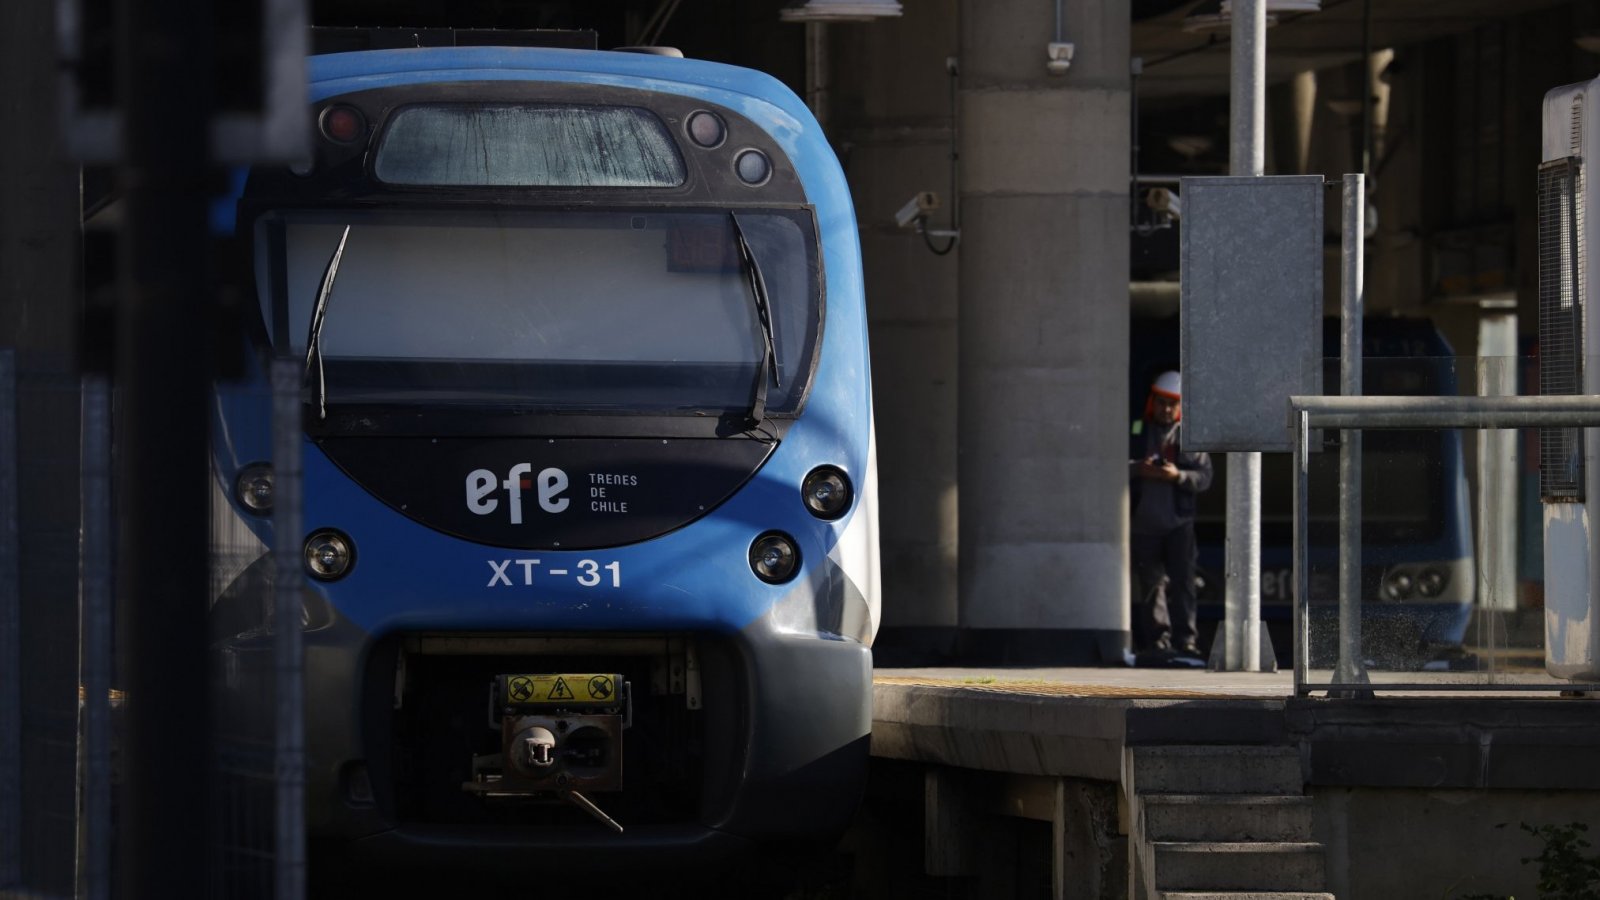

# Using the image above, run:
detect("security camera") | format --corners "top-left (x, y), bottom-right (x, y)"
top-left (1045, 42), bottom-right (1074, 75)
top-left (1146, 187), bottom-right (1181, 220)
top-left (895, 191), bottom-right (940, 230)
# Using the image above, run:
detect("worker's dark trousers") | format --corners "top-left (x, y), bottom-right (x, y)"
top-left (1131, 526), bottom-right (1198, 652)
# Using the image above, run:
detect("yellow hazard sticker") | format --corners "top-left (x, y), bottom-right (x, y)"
top-left (503, 673), bottom-right (620, 705)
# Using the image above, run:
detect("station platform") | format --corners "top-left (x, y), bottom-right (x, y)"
top-left (863, 666), bottom-right (1600, 897)
top-left (868, 665), bottom-right (1600, 788)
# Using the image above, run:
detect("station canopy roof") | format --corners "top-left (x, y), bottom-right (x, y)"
top-left (1133, 0), bottom-right (1576, 100)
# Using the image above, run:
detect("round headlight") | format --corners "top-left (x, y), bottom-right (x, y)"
top-left (734, 149), bottom-right (771, 186)
top-left (1382, 570), bottom-right (1415, 601)
top-left (304, 530), bottom-right (355, 581)
top-left (686, 110), bottom-right (726, 148)
top-left (235, 463), bottom-right (274, 515)
top-left (801, 466), bottom-right (853, 520)
top-left (1417, 567), bottom-right (1446, 598)
top-left (749, 532), bottom-right (799, 584)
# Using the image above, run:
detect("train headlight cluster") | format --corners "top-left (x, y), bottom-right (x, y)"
top-left (801, 466), bottom-right (853, 520)
top-left (749, 532), bottom-right (799, 584)
top-left (680, 107), bottom-right (772, 186)
top-left (1381, 566), bottom-right (1448, 600)
top-left (235, 463), bottom-right (275, 514)
top-left (304, 530), bottom-right (355, 581)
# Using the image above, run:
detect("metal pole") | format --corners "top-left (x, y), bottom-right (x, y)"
top-left (1291, 394), bottom-right (1600, 428)
top-left (1477, 308), bottom-right (1519, 620)
top-left (1131, 57), bottom-right (1142, 229)
top-left (271, 360), bottom-right (305, 900)
top-left (77, 376), bottom-right (113, 900)
top-left (0, 351), bottom-right (18, 889)
top-left (1230, 0), bottom-right (1266, 179)
top-left (1336, 174), bottom-right (1370, 688)
top-left (115, 0), bottom-right (213, 893)
top-left (805, 22), bottom-right (829, 129)
top-left (1225, 0), bottom-right (1266, 671)
top-left (1294, 409), bottom-right (1309, 696)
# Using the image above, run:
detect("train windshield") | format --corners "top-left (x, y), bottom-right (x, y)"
top-left (253, 207), bottom-right (820, 414)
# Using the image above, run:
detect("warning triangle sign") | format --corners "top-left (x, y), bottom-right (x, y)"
top-left (548, 677), bottom-right (575, 701)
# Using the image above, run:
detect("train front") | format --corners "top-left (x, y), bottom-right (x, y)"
top-left (211, 47), bottom-right (879, 869)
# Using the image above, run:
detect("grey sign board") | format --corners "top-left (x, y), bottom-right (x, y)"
top-left (1180, 175), bottom-right (1324, 452)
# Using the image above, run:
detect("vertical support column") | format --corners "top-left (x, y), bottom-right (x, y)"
top-left (116, 0), bottom-right (213, 894)
top-left (828, 3), bottom-right (960, 663)
top-left (1289, 70), bottom-right (1317, 176)
top-left (77, 376), bottom-right (113, 900)
top-left (271, 360), bottom-right (305, 900)
top-left (1336, 174), bottom-right (1370, 688)
top-left (805, 22), bottom-right (830, 129)
top-left (1224, 0), bottom-right (1266, 672)
top-left (923, 767), bottom-right (978, 878)
top-left (1477, 306), bottom-right (1519, 617)
top-left (1294, 408), bottom-right (1310, 695)
top-left (956, 0), bottom-right (1131, 664)
top-left (2, 0), bottom-right (83, 887)
top-left (1052, 779), bottom-right (1103, 900)
top-left (0, 352), bottom-right (18, 890)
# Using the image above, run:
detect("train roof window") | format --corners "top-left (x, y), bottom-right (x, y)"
top-left (374, 104), bottom-right (685, 188)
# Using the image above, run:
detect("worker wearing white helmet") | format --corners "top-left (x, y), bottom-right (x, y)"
top-left (1129, 370), bottom-right (1213, 660)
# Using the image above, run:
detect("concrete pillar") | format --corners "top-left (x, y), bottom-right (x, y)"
top-left (828, 4), bottom-right (963, 663)
top-left (956, 0), bottom-right (1130, 663)
top-left (1290, 70), bottom-right (1317, 175)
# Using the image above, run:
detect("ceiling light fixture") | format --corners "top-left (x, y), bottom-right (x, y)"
top-left (1182, 0), bottom-right (1320, 33)
top-left (779, 0), bottom-right (903, 23)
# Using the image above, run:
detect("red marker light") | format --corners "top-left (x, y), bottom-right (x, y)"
top-left (321, 105), bottom-right (365, 144)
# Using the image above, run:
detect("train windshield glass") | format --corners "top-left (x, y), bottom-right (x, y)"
top-left (374, 104), bottom-right (685, 188)
top-left (254, 208), bottom-right (820, 413)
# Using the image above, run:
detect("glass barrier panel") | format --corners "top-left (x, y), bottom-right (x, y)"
top-left (1277, 355), bottom-right (1587, 692)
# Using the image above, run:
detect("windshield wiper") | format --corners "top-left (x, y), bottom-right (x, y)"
top-left (303, 225), bottom-right (351, 421)
top-left (730, 213), bottom-right (780, 428)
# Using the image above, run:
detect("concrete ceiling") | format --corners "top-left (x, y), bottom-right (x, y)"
top-left (1133, 0), bottom-right (1578, 100)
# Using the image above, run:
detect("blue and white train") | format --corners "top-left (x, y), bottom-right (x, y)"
top-left (209, 44), bottom-right (879, 869)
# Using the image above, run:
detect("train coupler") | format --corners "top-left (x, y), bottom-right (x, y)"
top-left (462, 673), bottom-right (628, 829)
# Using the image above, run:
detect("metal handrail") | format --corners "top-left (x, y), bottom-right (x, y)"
top-left (1290, 394), bottom-right (1600, 429)
top-left (1287, 394), bottom-right (1600, 696)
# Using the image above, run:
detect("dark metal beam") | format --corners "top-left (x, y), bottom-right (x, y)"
top-left (114, 0), bottom-right (213, 894)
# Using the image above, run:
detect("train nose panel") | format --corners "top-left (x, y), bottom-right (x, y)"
top-left (316, 436), bottom-right (774, 550)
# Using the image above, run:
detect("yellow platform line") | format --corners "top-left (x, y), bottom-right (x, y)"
top-left (873, 676), bottom-right (1247, 700)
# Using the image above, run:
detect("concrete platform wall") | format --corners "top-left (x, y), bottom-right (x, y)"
top-left (1316, 788), bottom-right (1600, 899)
